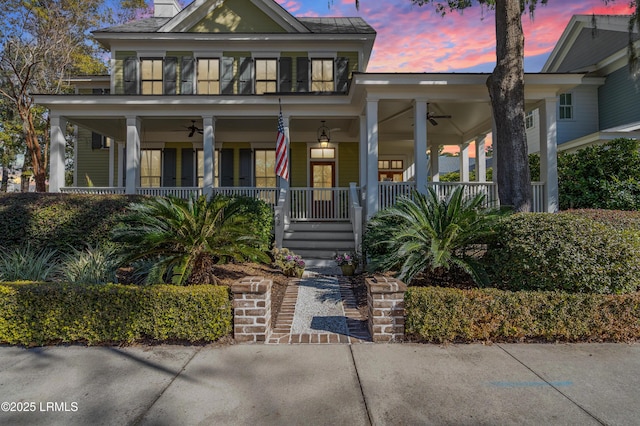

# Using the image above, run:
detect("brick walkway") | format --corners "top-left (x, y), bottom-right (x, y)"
top-left (267, 276), bottom-right (371, 344)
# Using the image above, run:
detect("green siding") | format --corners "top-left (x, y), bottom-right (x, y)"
top-left (598, 66), bottom-right (640, 130)
top-left (337, 51), bottom-right (359, 76)
top-left (190, 0), bottom-right (286, 33)
top-left (290, 142), bottom-right (307, 187)
top-left (114, 51), bottom-right (135, 95)
top-left (338, 143), bottom-right (359, 187)
top-left (76, 127), bottom-right (110, 187)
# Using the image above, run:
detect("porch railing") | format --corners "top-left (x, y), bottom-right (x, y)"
top-left (290, 187), bottom-right (350, 221)
top-left (136, 187), bottom-right (202, 198)
top-left (531, 182), bottom-right (545, 213)
top-left (211, 187), bottom-right (279, 207)
top-left (61, 187), bottom-right (126, 195)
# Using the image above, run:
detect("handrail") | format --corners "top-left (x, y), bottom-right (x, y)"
top-left (274, 187), bottom-right (288, 248)
top-left (349, 183), bottom-right (362, 254)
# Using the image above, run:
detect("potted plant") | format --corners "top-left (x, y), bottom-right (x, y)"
top-left (272, 247), bottom-right (305, 278)
top-left (334, 252), bottom-right (359, 276)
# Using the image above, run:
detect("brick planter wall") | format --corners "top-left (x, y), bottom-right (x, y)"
top-left (231, 276), bottom-right (272, 343)
top-left (366, 276), bottom-right (408, 342)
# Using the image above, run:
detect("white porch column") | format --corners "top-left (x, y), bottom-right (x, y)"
top-left (49, 114), bottom-right (67, 192)
top-left (125, 116), bottom-right (141, 195)
top-left (491, 115), bottom-right (498, 181)
top-left (413, 99), bottom-right (428, 194)
top-left (202, 116), bottom-right (215, 196)
top-left (117, 142), bottom-right (125, 187)
top-left (366, 99), bottom-right (379, 219)
top-left (540, 97), bottom-right (559, 212)
top-left (359, 114), bottom-right (367, 190)
top-left (108, 138), bottom-right (115, 187)
top-left (475, 135), bottom-right (487, 182)
top-left (459, 142), bottom-right (470, 182)
top-left (278, 114), bottom-right (290, 190)
top-left (429, 145), bottom-right (440, 182)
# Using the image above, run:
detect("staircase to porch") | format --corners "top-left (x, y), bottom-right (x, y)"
top-left (282, 221), bottom-right (356, 267)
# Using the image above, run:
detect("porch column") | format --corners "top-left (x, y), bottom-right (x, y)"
top-left (475, 135), bottom-right (487, 182)
top-left (202, 116), bottom-right (215, 197)
top-left (125, 116), bottom-right (141, 195)
top-left (108, 137), bottom-right (115, 187)
top-left (429, 145), bottom-right (440, 182)
top-left (49, 114), bottom-right (67, 193)
top-left (278, 114), bottom-right (290, 191)
top-left (459, 142), bottom-right (470, 182)
top-left (366, 98), bottom-right (379, 219)
top-left (491, 114), bottom-right (498, 181)
top-left (117, 142), bottom-right (125, 187)
top-left (359, 114), bottom-right (367, 191)
top-left (413, 99), bottom-right (428, 194)
top-left (540, 97), bottom-right (559, 212)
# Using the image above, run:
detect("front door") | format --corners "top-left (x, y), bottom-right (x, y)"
top-left (310, 161), bottom-right (335, 219)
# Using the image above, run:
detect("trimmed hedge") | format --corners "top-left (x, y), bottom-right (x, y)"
top-left (0, 283), bottom-right (232, 346)
top-left (405, 286), bottom-right (640, 343)
top-left (562, 209), bottom-right (640, 232)
top-left (485, 213), bottom-right (640, 294)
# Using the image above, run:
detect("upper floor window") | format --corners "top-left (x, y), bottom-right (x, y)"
top-left (255, 59), bottom-right (277, 95)
top-left (559, 93), bottom-right (573, 120)
top-left (311, 59), bottom-right (334, 92)
top-left (140, 59), bottom-right (163, 95)
top-left (197, 58), bottom-right (220, 95)
top-left (525, 111), bottom-right (535, 129)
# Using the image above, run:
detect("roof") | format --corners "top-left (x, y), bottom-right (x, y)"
top-left (96, 17), bottom-right (171, 33)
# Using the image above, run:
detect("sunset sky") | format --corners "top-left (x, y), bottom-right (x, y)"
top-left (275, 0), bottom-right (635, 72)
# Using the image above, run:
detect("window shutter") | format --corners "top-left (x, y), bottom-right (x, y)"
top-left (91, 132), bottom-right (103, 150)
top-left (336, 57), bottom-right (350, 93)
top-left (279, 57), bottom-right (292, 92)
top-left (221, 57), bottom-right (235, 95)
top-left (239, 148), bottom-right (252, 187)
top-left (238, 57), bottom-right (253, 95)
top-left (296, 57), bottom-right (309, 92)
top-left (220, 148), bottom-right (234, 186)
top-left (164, 57), bottom-right (177, 95)
top-left (162, 148), bottom-right (177, 187)
top-left (181, 57), bottom-right (195, 95)
top-left (181, 148), bottom-right (194, 186)
top-left (124, 57), bottom-right (138, 94)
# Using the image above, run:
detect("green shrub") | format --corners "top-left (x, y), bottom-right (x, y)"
top-left (231, 196), bottom-right (274, 251)
top-left (405, 286), bottom-right (640, 343)
top-left (562, 209), bottom-right (640, 232)
top-left (60, 245), bottom-right (120, 285)
top-left (0, 193), bottom-right (144, 253)
top-left (485, 213), bottom-right (640, 294)
top-left (0, 245), bottom-right (59, 282)
top-left (0, 282), bottom-right (232, 345)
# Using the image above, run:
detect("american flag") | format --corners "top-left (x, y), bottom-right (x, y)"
top-left (275, 110), bottom-right (289, 180)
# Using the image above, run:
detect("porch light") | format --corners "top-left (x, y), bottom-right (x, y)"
top-left (317, 120), bottom-right (331, 147)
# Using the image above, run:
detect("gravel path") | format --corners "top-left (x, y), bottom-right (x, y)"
top-left (290, 275), bottom-right (348, 335)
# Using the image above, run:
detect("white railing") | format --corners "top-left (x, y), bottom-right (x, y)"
top-left (290, 187), bottom-right (350, 221)
top-left (349, 183), bottom-right (363, 252)
top-left (532, 182), bottom-right (545, 212)
top-left (60, 187), bottom-right (126, 195)
top-left (136, 187), bottom-right (202, 198)
top-left (379, 181), bottom-right (415, 210)
top-left (274, 187), bottom-right (288, 248)
top-left (211, 187), bottom-right (279, 207)
top-left (431, 182), bottom-right (500, 209)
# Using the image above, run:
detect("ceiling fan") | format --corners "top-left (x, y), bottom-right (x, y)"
top-left (427, 111), bottom-right (452, 126)
top-left (184, 120), bottom-right (203, 137)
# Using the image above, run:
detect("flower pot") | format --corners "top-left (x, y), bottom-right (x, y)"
top-left (340, 264), bottom-right (355, 276)
top-left (284, 268), bottom-right (304, 278)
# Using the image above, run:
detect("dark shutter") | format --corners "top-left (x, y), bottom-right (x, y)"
top-left (124, 57), bottom-right (138, 94)
top-left (181, 57), bottom-right (195, 95)
top-left (164, 57), bottom-right (177, 95)
top-left (238, 57), bottom-right (253, 95)
top-left (336, 57), bottom-right (350, 93)
top-left (220, 148), bottom-right (234, 186)
top-left (181, 148), bottom-right (194, 186)
top-left (296, 57), bottom-right (309, 92)
top-left (279, 57), bottom-right (292, 92)
top-left (221, 57), bottom-right (235, 95)
top-left (239, 148), bottom-right (252, 187)
top-left (91, 132), bottom-right (102, 150)
top-left (162, 148), bottom-right (177, 187)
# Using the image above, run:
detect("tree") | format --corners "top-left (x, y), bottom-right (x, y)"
top-left (351, 0), bottom-right (640, 212)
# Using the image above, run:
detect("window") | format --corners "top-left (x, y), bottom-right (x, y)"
top-left (378, 159), bottom-right (404, 182)
top-left (140, 149), bottom-right (162, 187)
top-left (255, 59), bottom-right (277, 95)
top-left (525, 111), bottom-right (534, 129)
top-left (140, 59), bottom-right (163, 95)
top-left (255, 150), bottom-right (276, 187)
top-left (559, 93), bottom-right (573, 120)
top-left (310, 148), bottom-right (335, 159)
top-left (311, 59), bottom-right (334, 92)
top-left (197, 58), bottom-right (220, 94)
top-left (378, 160), bottom-right (403, 170)
top-left (196, 149), bottom-right (219, 187)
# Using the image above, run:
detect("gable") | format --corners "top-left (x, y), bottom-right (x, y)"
top-left (190, 0), bottom-right (286, 33)
top-left (555, 28), bottom-right (638, 72)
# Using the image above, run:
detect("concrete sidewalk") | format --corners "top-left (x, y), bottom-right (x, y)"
top-left (0, 343), bottom-right (638, 425)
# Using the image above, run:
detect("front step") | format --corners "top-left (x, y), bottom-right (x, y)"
top-left (282, 221), bottom-right (356, 261)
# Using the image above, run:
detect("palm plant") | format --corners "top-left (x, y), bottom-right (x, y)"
top-left (112, 195), bottom-right (269, 285)
top-left (0, 244), bottom-right (59, 282)
top-left (61, 244), bottom-right (120, 285)
top-left (367, 187), bottom-right (509, 285)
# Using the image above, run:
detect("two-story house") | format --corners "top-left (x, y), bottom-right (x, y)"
top-left (35, 0), bottom-right (586, 260)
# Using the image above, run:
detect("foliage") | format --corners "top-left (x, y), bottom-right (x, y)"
top-left (0, 282), bottom-right (232, 346)
top-left (485, 213), bottom-right (640, 294)
top-left (405, 286), bottom-right (640, 343)
top-left (365, 187), bottom-right (509, 285)
top-left (112, 195), bottom-right (269, 286)
top-left (334, 252), bottom-right (359, 267)
top-left (231, 196), bottom-right (274, 251)
top-left (60, 245), bottom-right (120, 285)
top-left (562, 209), bottom-right (640, 232)
top-left (272, 247), bottom-right (305, 276)
top-left (0, 193), bottom-right (143, 253)
top-left (440, 168), bottom-right (493, 182)
top-left (0, 245), bottom-right (59, 282)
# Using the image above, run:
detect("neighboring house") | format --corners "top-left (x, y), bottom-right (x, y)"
top-left (35, 0), bottom-right (587, 259)
top-left (526, 14), bottom-right (640, 153)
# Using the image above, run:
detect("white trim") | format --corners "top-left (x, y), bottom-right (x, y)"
top-left (193, 51), bottom-right (223, 58)
top-left (306, 142), bottom-right (339, 188)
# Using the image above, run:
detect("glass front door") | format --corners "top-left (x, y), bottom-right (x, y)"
top-left (310, 162), bottom-right (335, 219)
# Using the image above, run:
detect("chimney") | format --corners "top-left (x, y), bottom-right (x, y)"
top-left (154, 0), bottom-right (182, 18)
